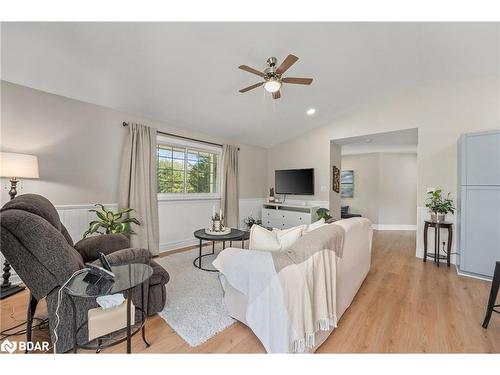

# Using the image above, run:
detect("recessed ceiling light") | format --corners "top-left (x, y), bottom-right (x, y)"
top-left (307, 108), bottom-right (316, 116)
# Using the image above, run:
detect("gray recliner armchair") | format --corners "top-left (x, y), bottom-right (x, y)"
top-left (0, 194), bottom-right (169, 353)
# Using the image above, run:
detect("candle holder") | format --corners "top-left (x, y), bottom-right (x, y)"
top-left (211, 213), bottom-right (225, 232)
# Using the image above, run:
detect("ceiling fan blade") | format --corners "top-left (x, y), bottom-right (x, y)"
top-left (275, 54), bottom-right (299, 75)
top-left (239, 82), bottom-right (264, 93)
top-left (272, 90), bottom-right (281, 100)
top-left (238, 65), bottom-right (265, 77)
top-left (282, 77), bottom-right (313, 85)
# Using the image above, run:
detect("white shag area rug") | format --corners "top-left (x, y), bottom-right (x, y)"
top-left (156, 248), bottom-right (235, 347)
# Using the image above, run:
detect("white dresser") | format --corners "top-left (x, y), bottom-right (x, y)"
top-left (261, 202), bottom-right (320, 229)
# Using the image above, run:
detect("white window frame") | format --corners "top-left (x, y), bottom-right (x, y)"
top-left (157, 135), bottom-right (222, 201)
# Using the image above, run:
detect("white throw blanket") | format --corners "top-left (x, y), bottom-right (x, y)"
top-left (213, 224), bottom-right (345, 353)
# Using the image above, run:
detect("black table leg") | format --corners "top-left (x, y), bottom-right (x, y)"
top-left (437, 224), bottom-right (441, 267)
top-left (141, 281), bottom-right (150, 347)
top-left (69, 296), bottom-right (78, 353)
top-left (26, 294), bottom-right (38, 353)
top-left (447, 226), bottom-right (453, 267)
top-left (212, 241), bottom-right (215, 254)
top-left (434, 224), bottom-right (439, 267)
top-left (482, 262), bottom-right (500, 329)
top-left (223, 240), bottom-right (226, 249)
top-left (198, 239), bottom-right (202, 268)
top-left (423, 222), bottom-right (429, 262)
top-left (126, 290), bottom-right (131, 354)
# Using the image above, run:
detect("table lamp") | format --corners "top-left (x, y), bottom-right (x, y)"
top-left (0, 152), bottom-right (39, 299)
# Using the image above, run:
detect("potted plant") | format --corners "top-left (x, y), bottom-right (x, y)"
top-left (425, 189), bottom-right (455, 223)
top-left (244, 214), bottom-right (262, 230)
top-left (316, 207), bottom-right (333, 221)
top-left (83, 204), bottom-right (140, 238)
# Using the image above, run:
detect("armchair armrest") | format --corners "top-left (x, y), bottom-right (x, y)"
top-left (74, 233), bottom-right (131, 262)
top-left (90, 247), bottom-right (151, 267)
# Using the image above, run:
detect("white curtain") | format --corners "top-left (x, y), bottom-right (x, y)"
top-left (221, 145), bottom-right (239, 228)
top-left (119, 122), bottom-right (159, 255)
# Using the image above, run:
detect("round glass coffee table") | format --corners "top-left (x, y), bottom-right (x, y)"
top-left (193, 228), bottom-right (249, 272)
top-left (64, 263), bottom-right (153, 353)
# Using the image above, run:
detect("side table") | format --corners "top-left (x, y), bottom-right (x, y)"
top-left (423, 220), bottom-right (453, 267)
top-left (64, 263), bottom-right (153, 353)
top-left (193, 228), bottom-right (249, 272)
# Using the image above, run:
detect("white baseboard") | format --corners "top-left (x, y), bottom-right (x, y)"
top-left (372, 224), bottom-right (416, 231)
top-left (159, 239), bottom-right (199, 253)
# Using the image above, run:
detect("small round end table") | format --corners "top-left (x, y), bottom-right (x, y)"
top-left (193, 228), bottom-right (249, 272)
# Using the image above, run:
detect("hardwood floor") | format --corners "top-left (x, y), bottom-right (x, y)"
top-left (1, 230), bottom-right (498, 354)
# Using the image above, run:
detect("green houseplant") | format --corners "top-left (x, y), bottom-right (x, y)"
top-left (83, 204), bottom-right (140, 238)
top-left (425, 189), bottom-right (455, 222)
top-left (244, 215), bottom-right (262, 229)
top-left (316, 207), bottom-right (332, 221)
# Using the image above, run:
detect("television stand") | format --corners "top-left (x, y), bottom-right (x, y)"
top-left (261, 202), bottom-right (320, 229)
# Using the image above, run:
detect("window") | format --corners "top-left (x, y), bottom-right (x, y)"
top-left (157, 136), bottom-right (221, 198)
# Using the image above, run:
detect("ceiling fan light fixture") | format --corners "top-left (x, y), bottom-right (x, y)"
top-left (264, 78), bottom-right (281, 93)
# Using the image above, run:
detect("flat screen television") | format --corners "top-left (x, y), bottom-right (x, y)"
top-left (275, 168), bottom-right (314, 195)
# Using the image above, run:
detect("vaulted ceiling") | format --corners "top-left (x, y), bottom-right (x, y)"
top-left (1, 22), bottom-right (497, 147)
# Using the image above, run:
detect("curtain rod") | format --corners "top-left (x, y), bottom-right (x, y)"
top-left (122, 122), bottom-right (239, 150)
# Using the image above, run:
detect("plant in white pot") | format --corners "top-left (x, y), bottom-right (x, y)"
top-left (425, 189), bottom-right (455, 222)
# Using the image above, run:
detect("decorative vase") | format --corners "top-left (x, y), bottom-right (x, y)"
top-left (430, 212), bottom-right (445, 223)
top-left (214, 219), bottom-right (221, 231)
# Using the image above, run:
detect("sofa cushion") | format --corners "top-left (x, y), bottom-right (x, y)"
top-left (250, 224), bottom-right (305, 252)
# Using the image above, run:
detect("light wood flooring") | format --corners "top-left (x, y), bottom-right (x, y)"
top-left (1, 230), bottom-right (498, 354)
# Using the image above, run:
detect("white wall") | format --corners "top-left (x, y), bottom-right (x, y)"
top-left (1, 82), bottom-right (268, 252)
top-left (341, 153), bottom-right (417, 228)
top-left (268, 24), bottom-right (500, 208)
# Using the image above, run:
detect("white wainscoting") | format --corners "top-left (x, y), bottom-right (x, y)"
top-left (56, 204), bottom-right (118, 243)
top-left (54, 199), bottom-right (265, 253)
top-left (158, 197), bottom-right (265, 252)
top-left (416, 206), bottom-right (457, 265)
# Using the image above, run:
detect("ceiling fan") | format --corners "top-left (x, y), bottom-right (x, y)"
top-left (238, 54), bottom-right (313, 99)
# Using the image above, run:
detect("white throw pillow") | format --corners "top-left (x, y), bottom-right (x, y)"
top-left (249, 224), bottom-right (305, 252)
top-left (304, 218), bottom-right (327, 233)
top-left (249, 225), bottom-right (281, 252)
top-left (273, 225), bottom-right (306, 251)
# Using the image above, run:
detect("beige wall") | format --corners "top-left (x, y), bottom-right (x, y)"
top-left (341, 153), bottom-right (417, 225)
top-left (0, 81), bottom-right (268, 205)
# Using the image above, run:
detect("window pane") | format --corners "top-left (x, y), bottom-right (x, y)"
top-left (158, 147), bottom-right (172, 159)
top-left (187, 151), bottom-right (199, 161)
top-left (158, 143), bottom-right (220, 195)
top-left (172, 147), bottom-right (185, 160)
top-left (172, 159), bottom-right (184, 170)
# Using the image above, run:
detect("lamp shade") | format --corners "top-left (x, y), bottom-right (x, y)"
top-left (0, 152), bottom-right (39, 179)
